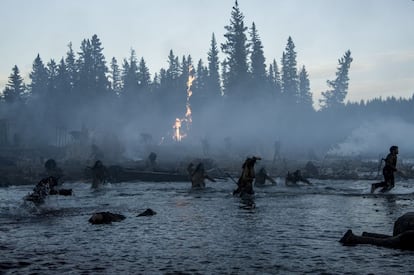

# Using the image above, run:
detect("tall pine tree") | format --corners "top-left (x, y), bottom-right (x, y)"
top-left (90, 34), bottom-right (109, 94)
top-left (28, 54), bottom-right (48, 100)
top-left (320, 50), bottom-right (353, 109)
top-left (137, 57), bottom-right (151, 91)
top-left (207, 33), bottom-right (222, 99)
top-left (3, 65), bottom-right (26, 104)
top-left (281, 36), bottom-right (299, 105)
top-left (249, 22), bottom-right (267, 95)
top-left (65, 42), bottom-right (77, 94)
top-left (298, 65), bottom-right (313, 110)
top-left (122, 48), bottom-right (139, 98)
top-left (109, 57), bottom-right (122, 96)
top-left (221, 0), bottom-right (250, 99)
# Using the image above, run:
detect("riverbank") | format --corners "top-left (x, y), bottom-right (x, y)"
top-left (1, 151), bottom-right (413, 187)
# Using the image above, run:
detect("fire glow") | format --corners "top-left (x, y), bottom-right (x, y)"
top-left (172, 65), bottom-right (195, 141)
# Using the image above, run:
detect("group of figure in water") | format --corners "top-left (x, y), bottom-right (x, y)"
top-left (25, 144), bottom-right (402, 205)
top-left (188, 144), bottom-right (402, 197)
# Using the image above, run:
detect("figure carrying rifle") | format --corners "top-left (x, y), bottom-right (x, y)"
top-left (371, 145), bottom-right (399, 193)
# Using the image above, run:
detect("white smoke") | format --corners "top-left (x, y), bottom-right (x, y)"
top-left (328, 117), bottom-right (414, 157)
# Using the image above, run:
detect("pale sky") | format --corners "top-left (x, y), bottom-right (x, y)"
top-left (1, 0), bottom-right (413, 107)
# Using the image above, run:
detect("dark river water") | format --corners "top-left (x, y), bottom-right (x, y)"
top-left (1, 178), bottom-right (414, 274)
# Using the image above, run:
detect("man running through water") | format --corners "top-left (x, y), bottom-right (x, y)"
top-left (371, 145), bottom-right (399, 193)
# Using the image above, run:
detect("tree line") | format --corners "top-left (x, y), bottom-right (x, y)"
top-left (1, 1), bottom-right (413, 152)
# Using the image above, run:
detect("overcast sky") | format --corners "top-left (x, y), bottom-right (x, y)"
top-left (1, 0), bottom-right (413, 107)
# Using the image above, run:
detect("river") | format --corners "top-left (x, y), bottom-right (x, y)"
top-left (1, 178), bottom-right (414, 274)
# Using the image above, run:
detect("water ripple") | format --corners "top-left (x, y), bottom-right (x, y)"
top-left (1, 180), bottom-right (414, 274)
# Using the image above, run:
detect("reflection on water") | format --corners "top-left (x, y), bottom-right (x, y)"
top-left (1, 179), bottom-right (414, 274)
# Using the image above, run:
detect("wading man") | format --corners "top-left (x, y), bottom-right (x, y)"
top-left (371, 145), bottom-right (399, 193)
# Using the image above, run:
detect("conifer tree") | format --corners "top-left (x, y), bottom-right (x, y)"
top-left (90, 34), bottom-right (109, 94)
top-left (298, 65), bottom-right (313, 109)
top-left (193, 59), bottom-right (209, 110)
top-left (29, 54), bottom-right (48, 99)
top-left (320, 50), bottom-right (353, 109)
top-left (207, 33), bottom-right (221, 98)
top-left (109, 57), bottom-right (122, 95)
top-left (65, 42), bottom-right (77, 92)
top-left (249, 22), bottom-right (267, 93)
top-left (268, 63), bottom-right (275, 88)
top-left (166, 50), bottom-right (181, 90)
top-left (54, 57), bottom-right (72, 124)
top-left (179, 55), bottom-right (191, 91)
top-left (3, 65), bottom-right (26, 104)
top-left (122, 49), bottom-right (139, 97)
top-left (137, 57), bottom-right (151, 91)
top-left (44, 59), bottom-right (60, 122)
top-left (221, 0), bottom-right (250, 99)
top-left (281, 36), bottom-right (299, 105)
top-left (77, 35), bottom-right (109, 99)
top-left (46, 59), bottom-right (59, 98)
top-left (272, 59), bottom-right (282, 98)
top-left (56, 58), bottom-right (71, 99)
top-left (137, 57), bottom-right (152, 107)
top-left (77, 38), bottom-right (93, 98)
top-left (195, 59), bottom-right (208, 93)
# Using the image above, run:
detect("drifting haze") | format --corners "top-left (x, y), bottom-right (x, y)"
top-left (0, 1), bottom-right (413, 165)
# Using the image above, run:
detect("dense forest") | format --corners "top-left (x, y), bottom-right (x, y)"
top-left (1, 1), bottom-right (413, 161)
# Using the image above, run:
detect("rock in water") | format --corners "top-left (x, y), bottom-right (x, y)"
top-left (89, 212), bottom-right (126, 224)
top-left (137, 208), bottom-right (157, 217)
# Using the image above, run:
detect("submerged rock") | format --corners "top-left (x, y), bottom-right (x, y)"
top-left (137, 208), bottom-right (157, 217)
top-left (89, 212), bottom-right (126, 224)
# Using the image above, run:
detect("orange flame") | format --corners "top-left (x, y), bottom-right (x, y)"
top-left (172, 65), bottom-right (195, 141)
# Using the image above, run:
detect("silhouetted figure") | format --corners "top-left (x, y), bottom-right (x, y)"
top-left (44, 158), bottom-right (64, 180)
top-left (304, 161), bottom-right (319, 178)
top-left (201, 138), bottom-right (210, 157)
top-left (91, 160), bottom-right (109, 189)
top-left (285, 169), bottom-right (311, 185)
top-left (90, 144), bottom-right (104, 162)
top-left (31, 176), bottom-right (58, 202)
top-left (187, 162), bottom-right (216, 189)
top-left (24, 176), bottom-right (71, 204)
top-left (371, 145), bottom-right (399, 193)
top-left (272, 140), bottom-right (281, 163)
top-left (340, 212), bottom-right (414, 251)
top-left (140, 133), bottom-right (153, 145)
top-left (233, 156), bottom-right (261, 196)
top-left (254, 167), bottom-right (276, 186)
top-left (146, 152), bottom-right (158, 171)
